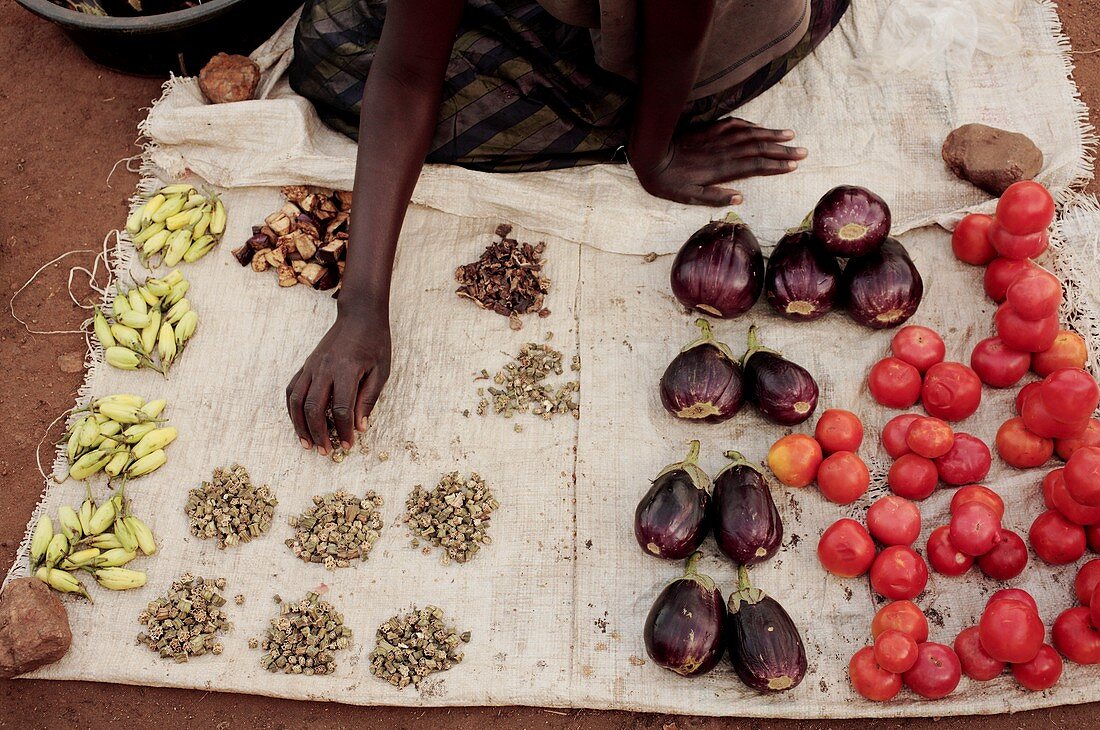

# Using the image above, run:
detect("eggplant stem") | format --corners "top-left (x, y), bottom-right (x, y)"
top-left (737, 564), bottom-right (751, 591)
top-left (722, 211), bottom-right (743, 225)
top-left (684, 551), bottom-right (704, 576)
top-left (683, 440), bottom-right (701, 466)
top-left (720, 450), bottom-right (765, 475)
top-left (741, 324), bottom-right (780, 367)
top-left (681, 318), bottom-right (736, 361)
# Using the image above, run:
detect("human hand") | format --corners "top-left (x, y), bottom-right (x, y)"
top-left (286, 306), bottom-right (391, 454)
top-left (630, 117), bottom-right (807, 206)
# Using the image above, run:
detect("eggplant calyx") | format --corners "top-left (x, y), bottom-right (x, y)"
top-left (788, 210), bottom-right (813, 234)
top-left (741, 324), bottom-right (781, 367)
top-left (654, 439), bottom-right (711, 490)
top-left (713, 450), bottom-right (765, 480)
top-left (681, 318), bottom-right (736, 361)
top-left (682, 550), bottom-right (717, 592)
top-left (727, 564), bottom-right (767, 613)
top-left (721, 211), bottom-right (744, 225)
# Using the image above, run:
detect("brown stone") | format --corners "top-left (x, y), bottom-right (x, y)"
top-left (942, 123), bottom-right (1044, 195)
top-left (0, 577), bottom-right (71, 678)
top-left (198, 53), bottom-right (260, 104)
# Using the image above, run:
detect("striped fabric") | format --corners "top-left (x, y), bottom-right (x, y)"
top-left (289, 0), bottom-right (849, 172)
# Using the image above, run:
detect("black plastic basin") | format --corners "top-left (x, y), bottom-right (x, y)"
top-left (16, 0), bottom-right (302, 77)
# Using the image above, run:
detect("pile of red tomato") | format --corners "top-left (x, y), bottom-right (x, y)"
top-left (868, 325), bottom-right (982, 420)
top-left (766, 409), bottom-right (869, 503)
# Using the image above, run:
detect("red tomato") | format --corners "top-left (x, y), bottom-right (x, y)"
top-left (1047, 468), bottom-right (1100, 525)
top-left (934, 433), bottom-right (992, 486)
top-left (1033, 330), bottom-right (1089, 377)
top-left (816, 451), bottom-right (870, 504)
top-left (996, 417), bottom-right (1053, 469)
top-left (866, 496), bottom-right (922, 547)
top-left (1040, 368), bottom-right (1100, 424)
top-left (979, 598), bottom-right (1045, 663)
top-left (881, 413), bottom-right (922, 458)
top-left (1056, 419), bottom-right (1100, 461)
top-left (1052, 607), bottom-right (1100, 664)
top-left (1029, 510), bottom-right (1087, 565)
top-left (848, 647), bottom-right (902, 702)
top-left (984, 257), bottom-right (1036, 302)
top-left (1005, 268), bottom-right (1063, 321)
top-left (949, 501), bottom-right (1001, 556)
top-left (989, 222), bottom-right (1049, 260)
top-left (994, 303), bottom-right (1059, 353)
top-left (868, 357), bottom-right (922, 410)
top-left (921, 362), bottom-right (982, 422)
top-left (977, 529), bottom-right (1028, 580)
top-left (902, 642), bottom-right (961, 699)
top-left (1015, 381), bottom-right (1042, 415)
top-left (874, 629), bottom-right (919, 674)
top-left (951, 485), bottom-right (1005, 520)
top-left (1092, 586), bottom-right (1100, 631)
top-left (970, 336), bottom-right (1031, 388)
top-left (872, 600), bottom-right (929, 643)
top-left (1073, 559), bottom-right (1100, 605)
top-left (814, 409), bottom-right (863, 454)
top-left (891, 325), bottom-right (946, 374)
top-left (1064, 446), bottom-right (1100, 506)
top-left (887, 454), bottom-right (939, 500)
top-left (1089, 524), bottom-right (1100, 553)
top-left (817, 518), bottom-right (876, 578)
top-left (996, 181), bottom-right (1056, 235)
top-left (1021, 391), bottom-right (1091, 440)
top-left (906, 416), bottom-right (955, 459)
top-left (954, 626), bottom-right (1006, 681)
top-left (1012, 644), bottom-right (1063, 691)
top-left (870, 546), bottom-right (929, 600)
top-left (927, 525), bottom-right (974, 577)
top-left (987, 588), bottom-right (1040, 614)
top-left (767, 434), bottom-right (823, 488)
top-left (951, 213), bottom-right (996, 266)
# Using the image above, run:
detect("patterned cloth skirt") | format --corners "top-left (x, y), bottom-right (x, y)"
top-left (289, 0), bottom-right (850, 172)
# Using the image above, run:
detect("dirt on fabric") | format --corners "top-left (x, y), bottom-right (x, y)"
top-left (1, 2), bottom-right (1099, 728)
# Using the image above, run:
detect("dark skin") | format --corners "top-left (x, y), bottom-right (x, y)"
top-left (288, 0), bottom-right (806, 453)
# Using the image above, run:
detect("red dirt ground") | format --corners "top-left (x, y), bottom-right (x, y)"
top-left (2, 2), bottom-right (1099, 728)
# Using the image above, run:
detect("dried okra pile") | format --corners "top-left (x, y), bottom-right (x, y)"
top-left (255, 592), bottom-right (352, 675)
top-left (186, 464), bottom-right (278, 549)
top-left (285, 490), bottom-right (384, 569)
top-left (137, 574), bottom-right (232, 662)
top-left (404, 472), bottom-right (498, 565)
top-left (475, 342), bottom-right (580, 420)
top-left (369, 605), bottom-right (470, 688)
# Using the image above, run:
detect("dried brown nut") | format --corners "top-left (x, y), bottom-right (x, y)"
top-left (232, 244), bottom-right (255, 267)
top-left (198, 52), bottom-right (260, 105)
top-left (277, 264), bottom-right (298, 287)
top-left (251, 250), bottom-right (272, 272)
top-left (316, 240), bottom-right (345, 265)
top-left (0, 578), bottom-right (71, 678)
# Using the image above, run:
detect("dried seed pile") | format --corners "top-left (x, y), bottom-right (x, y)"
top-left (404, 472), bottom-right (498, 565)
top-left (285, 491), bottom-right (384, 569)
top-left (476, 342), bottom-right (580, 420)
top-left (137, 574), bottom-right (231, 662)
top-left (368, 605), bottom-right (470, 688)
top-left (257, 592), bottom-right (352, 675)
top-left (232, 185), bottom-right (351, 292)
top-left (455, 224), bottom-right (550, 329)
top-left (186, 464), bottom-right (278, 549)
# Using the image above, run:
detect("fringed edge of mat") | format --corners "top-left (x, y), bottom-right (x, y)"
top-left (1, 79), bottom-right (178, 591)
top-left (1051, 191), bottom-right (1100, 378)
top-left (1036, 0), bottom-right (1098, 201)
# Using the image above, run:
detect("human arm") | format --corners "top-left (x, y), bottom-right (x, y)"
top-left (286, 0), bottom-right (466, 454)
top-left (627, 0), bottom-right (807, 206)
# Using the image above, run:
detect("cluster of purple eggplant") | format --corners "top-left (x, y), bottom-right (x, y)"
top-left (669, 186), bottom-right (923, 329)
top-left (636, 444), bottom-right (806, 692)
top-left (660, 319), bottom-right (818, 426)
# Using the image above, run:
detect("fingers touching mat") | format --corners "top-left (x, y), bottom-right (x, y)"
top-left (7, 0), bottom-right (1100, 719)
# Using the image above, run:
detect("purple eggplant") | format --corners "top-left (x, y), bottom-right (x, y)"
top-left (726, 566), bottom-right (807, 692)
top-left (670, 213), bottom-right (764, 318)
top-left (763, 229), bottom-right (842, 321)
top-left (635, 441), bottom-right (711, 560)
top-left (741, 326), bottom-right (818, 425)
top-left (841, 237), bottom-right (924, 329)
top-left (660, 319), bottom-right (745, 423)
top-left (712, 452), bottom-right (782, 566)
top-left (644, 552), bottom-right (726, 677)
top-left (811, 185), bottom-right (891, 257)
